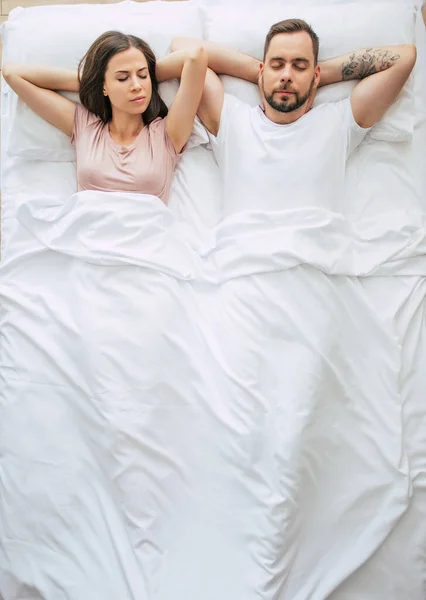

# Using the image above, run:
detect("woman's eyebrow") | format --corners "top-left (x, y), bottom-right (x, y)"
top-left (114, 67), bottom-right (148, 74)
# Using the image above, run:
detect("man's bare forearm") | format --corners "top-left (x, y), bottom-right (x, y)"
top-left (319, 45), bottom-right (416, 87)
top-left (170, 36), bottom-right (260, 84)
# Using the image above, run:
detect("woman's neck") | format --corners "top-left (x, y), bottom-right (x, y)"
top-left (109, 113), bottom-right (144, 144)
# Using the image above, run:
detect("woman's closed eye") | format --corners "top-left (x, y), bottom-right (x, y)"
top-left (117, 75), bottom-right (148, 82)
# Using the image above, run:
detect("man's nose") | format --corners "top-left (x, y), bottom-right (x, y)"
top-left (280, 66), bottom-right (293, 82)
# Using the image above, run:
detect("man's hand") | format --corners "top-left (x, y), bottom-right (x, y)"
top-left (170, 37), bottom-right (260, 83)
top-left (319, 44), bottom-right (416, 128)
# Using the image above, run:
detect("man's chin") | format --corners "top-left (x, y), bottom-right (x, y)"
top-left (278, 100), bottom-right (298, 113)
top-left (268, 98), bottom-right (300, 114)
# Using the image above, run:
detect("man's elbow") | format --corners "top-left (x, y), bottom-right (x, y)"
top-left (403, 43), bottom-right (417, 71)
top-left (170, 36), bottom-right (200, 53)
top-left (170, 36), bottom-right (183, 53)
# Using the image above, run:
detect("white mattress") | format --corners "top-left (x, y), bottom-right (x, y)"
top-left (1, 5), bottom-right (426, 600)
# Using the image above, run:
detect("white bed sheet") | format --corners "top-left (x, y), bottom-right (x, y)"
top-left (0, 188), bottom-right (416, 600)
top-left (1, 6), bottom-right (426, 600)
top-left (340, 13), bottom-right (426, 600)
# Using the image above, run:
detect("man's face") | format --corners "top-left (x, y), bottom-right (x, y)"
top-left (260, 31), bottom-right (320, 114)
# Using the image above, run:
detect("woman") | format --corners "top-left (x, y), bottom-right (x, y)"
top-left (2, 31), bottom-right (208, 204)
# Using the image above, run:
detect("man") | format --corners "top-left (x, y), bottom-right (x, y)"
top-left (171, 20), bottom-right (416, 215)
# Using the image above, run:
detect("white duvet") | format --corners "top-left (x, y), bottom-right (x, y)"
top-left (0, 190), bottom-right (425, 599)
top-left (1, 2), bottom-right (426, 598)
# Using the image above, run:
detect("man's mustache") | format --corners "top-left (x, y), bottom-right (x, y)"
top-left (274, 85), bottom-right (296, 93)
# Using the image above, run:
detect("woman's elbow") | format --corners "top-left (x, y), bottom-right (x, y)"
top-left (2, 62), bottom-right (14, 81)
top-left (187, 45), bottom-right (208, 68)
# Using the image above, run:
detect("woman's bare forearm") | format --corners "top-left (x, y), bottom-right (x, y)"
top-left (2, 63), bottom-right (79, 92)
top-left (156, 48), bottom-right (206, 82)
top-left (170, 36), bottom-right (260, 83)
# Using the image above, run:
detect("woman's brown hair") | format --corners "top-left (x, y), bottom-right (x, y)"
top-left (78, 31), bottom-right (168, 125)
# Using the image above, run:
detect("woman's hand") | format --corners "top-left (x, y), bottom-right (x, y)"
top-left (166, 37), bottom-right (260, 138)
top-left (2, 63), bottom-right (79, 92)
top-left (170, 37), bottom-right (260, 83)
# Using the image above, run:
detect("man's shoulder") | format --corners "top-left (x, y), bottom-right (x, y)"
top-left (310, 97), bottom-right (352, 124)
top-left (314, 96), bottom-right (352, 113)
top-left (223, 93), bottom-right (258, 116)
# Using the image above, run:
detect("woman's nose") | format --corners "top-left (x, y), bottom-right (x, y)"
top-left (130, 76), bottom-right (142, 90)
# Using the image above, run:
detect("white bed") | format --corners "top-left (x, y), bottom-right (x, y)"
top-left (1, 1), bottom-right (425, 599)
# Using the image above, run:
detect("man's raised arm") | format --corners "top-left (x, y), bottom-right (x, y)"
top-left (170, 37), bottom-right (260, 83)
top-left (318, 45), bottom-right (416, 128)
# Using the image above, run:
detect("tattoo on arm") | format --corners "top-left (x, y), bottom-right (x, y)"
top-left (341, 48), bottom-right (401, 80)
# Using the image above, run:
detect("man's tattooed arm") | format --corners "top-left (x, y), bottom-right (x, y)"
top-left (318, 45), bottom-right (412, 88)
top-left (317, 44), bottom-right (416, 128)
top-left (341, 48), bottom-right (400, 80)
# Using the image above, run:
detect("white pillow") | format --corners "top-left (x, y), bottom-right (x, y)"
top-left (195, 0), bottom-right (418, 9)
top-left (3, 0), bottom-right (205, 161)
top-left (204, 2), bottom-right (416, 142)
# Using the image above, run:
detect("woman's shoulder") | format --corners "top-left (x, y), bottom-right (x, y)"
top-left (146, 116), bottom-right (181, 158)
top-left (74, 103), bottom-right (102, 129)
top-left (147, 116), bottom-right (166, 133)
top-left (72, 103), bottom-right (104, 146)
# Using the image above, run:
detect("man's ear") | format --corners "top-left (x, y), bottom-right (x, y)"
top-left (258, 63), bottom-right (264, 87)
top-left (314, 64), bottom-right (321, 90)
top-left (258, 65), bottom-right (265, 108)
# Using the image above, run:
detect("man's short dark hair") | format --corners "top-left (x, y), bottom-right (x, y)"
top-left (264, 19), bottom-right (320, 65)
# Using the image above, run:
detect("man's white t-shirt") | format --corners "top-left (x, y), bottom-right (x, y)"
top-left (208, 94), bottom-right (370, 215)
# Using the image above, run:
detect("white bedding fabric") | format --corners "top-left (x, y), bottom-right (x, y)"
top-left (1, 4), bottom-right (426, 600)
top-left (0, 190), bottom-right (420, 600)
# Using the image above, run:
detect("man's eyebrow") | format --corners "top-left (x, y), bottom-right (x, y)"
top-left (269, 56), bottom-right (310, 63)
top-left (114, 67), bottom-right (148, 74)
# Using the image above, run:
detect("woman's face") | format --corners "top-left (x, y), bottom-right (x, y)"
top-left (103, 46), bottom-right (153, 116)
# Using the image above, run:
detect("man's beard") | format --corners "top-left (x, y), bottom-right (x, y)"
top-left (263, 76), bottom-right (316, 114)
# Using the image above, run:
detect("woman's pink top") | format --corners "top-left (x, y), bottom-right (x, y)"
top-left (71, 104), bottom-right (181, 203)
